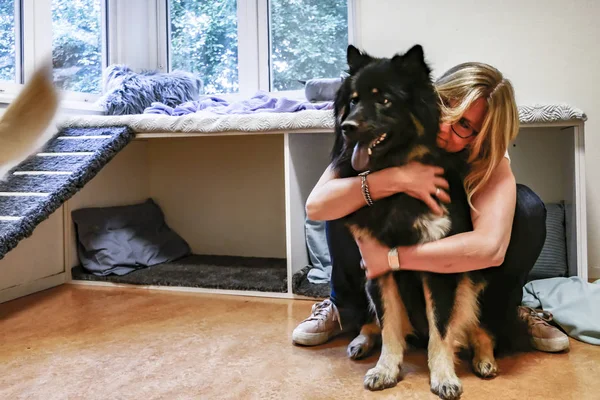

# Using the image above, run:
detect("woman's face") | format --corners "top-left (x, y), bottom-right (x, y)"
top-left (436, 97), bottom-right (487, 153)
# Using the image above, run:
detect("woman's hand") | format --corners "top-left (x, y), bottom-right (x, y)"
top-left (396, 162), bottom-right (451, 215)
top-left (356, 234), bottom-right (394, 280)
top-left (372, 162), bottom-right (450, 216)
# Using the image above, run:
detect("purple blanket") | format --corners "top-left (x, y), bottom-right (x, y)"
top-left (144, 91), bottom-right (333, 116)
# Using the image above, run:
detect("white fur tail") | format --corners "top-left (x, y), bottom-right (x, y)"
top-left (0, 63), bottom-right (59, 179)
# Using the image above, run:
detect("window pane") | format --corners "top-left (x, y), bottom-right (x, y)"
top-left (52, 0), bottom-right (103, 94)
top-left (170, 0), bottom-right (239, 94)
top-left (270, 0), bottom-right (348, 91)
top-left (0, 0), bottom-right (16, 82)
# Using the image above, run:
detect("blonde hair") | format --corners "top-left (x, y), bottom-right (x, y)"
top-left (435, 62), bottom-right (519, 210)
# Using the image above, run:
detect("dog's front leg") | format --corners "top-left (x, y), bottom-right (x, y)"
top-left (348, 321), bottom-right (380, 360)
top-left (363, 273), bottom-right (411, 391)
top-left (469, 326), bottom-right (498, 378)
top-left (423, 278), bottom-right (463, 400)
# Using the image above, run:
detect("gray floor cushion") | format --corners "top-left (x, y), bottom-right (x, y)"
top-left (72, 198), bottom-right (191, 276)
top-left (530, 202), bottom-right (568, 280)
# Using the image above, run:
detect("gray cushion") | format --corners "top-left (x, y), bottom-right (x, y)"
top-left (72, 199), bottom-right (191, 276)
top-left (530, 202), bottom-right (568, 280)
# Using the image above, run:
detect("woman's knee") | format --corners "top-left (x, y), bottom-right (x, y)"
top-left (513, 184), bottom-right (547, 255)
top-left (515, 184), bottom-right (547, 229)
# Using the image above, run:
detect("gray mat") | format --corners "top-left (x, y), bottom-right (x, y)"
top-left (292, 266), bottom-right (329, 298)
top-left (72, 254), bottom-right (288, 293)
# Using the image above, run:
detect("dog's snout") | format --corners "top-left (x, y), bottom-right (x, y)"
top-left (341, 120), bottom-right (360, 136)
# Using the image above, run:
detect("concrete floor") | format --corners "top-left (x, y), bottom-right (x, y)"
top-left (0, 285), bottom-right (598, 400)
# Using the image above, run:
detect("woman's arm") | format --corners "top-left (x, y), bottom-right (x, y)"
top-left (358, 158), bottom-right (517, 278)
top-left (306, 162), bottom-right (451, 221)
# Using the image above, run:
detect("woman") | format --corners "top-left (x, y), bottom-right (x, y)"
top-left (292, 62), bottom-right (569, 354)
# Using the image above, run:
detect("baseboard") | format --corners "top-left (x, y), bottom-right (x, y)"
top-left (589, 265), bottom-right (600, 281)
top-left (0, 272), bottom-right (66, 304)
top-left (67, 279), bottom-right (295, 299)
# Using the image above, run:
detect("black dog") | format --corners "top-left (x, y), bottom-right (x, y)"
top-left (331, 44), bottom-right (526, 399)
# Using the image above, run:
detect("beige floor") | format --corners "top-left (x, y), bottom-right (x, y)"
top-left (0, 285), bottom-right (599, 400)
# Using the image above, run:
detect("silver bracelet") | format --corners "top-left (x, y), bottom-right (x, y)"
top-left (359, 171), bottom-right (373, 206)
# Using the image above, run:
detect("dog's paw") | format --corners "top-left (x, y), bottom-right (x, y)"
top-left (363, 365), bottom-right (399, 391)
top-left (430, 377), bottom-right (463, 400)
top-left (347, 333), bottom-right (378, 360)
top-left (472, 359), bottom-right (498, 379)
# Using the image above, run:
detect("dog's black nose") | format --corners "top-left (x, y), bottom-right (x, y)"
top-left (341, 120), bottom-right (359, 137)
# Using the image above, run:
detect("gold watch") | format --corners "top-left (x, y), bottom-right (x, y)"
top-left (388, 247), bottom-right (400, 270)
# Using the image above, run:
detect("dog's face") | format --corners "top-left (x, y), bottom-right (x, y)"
top-left (333, 44), bottom-right (439, 172)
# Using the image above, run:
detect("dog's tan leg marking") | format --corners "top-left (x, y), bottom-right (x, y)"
top-left (364, 274), bottom-right (413, 391)
top-left (447, 280), bottom-right (486, 348)
top-left (407, 145), bottom-right (431, 162)
top-left (347, 224), bottom-right (372, 241)
top-left (409, 113), bottom-right (425, 136)
top-left (425, 278), bottom-right (486, 399)
top-left (423, 279), bottom-right (462, 400)
top-left (348, 322), bottom-right (381, 360)
top-left (469, 325), bottom-right (498, 378)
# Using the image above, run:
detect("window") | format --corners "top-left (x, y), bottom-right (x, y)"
top-left (0, 0), bottom-right (108, 101)
top-left (166, 0), bottom-right (351, 95)
top-left (0, 0), bottom-right (17, 83)
top-left (169, 0), bottom-right (239, 94)
top-left (52, 0), bottom-right (104, 94)
top-left (269, 0), bottom-right (348, 91)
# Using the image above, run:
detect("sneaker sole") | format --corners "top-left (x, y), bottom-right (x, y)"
top-left (292, 330), bottom-right (340, 346)
top-left (532, 336), bottom-right (570, 352)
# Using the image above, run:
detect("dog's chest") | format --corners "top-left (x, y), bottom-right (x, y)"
top-left (347, 193), bottom-right (451, 247)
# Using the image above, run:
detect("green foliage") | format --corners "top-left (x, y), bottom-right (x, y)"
top-left (270, 0), bottom-right (348, 91)
top-left (170, 0), bottom-right (348, 93)
top-left (0, 0), bottom-right (16, 82)
top-left (170, 0), bottom-right (239, 94)
top-left (0, 0), bottom-right (348, 95)
top-left (52, 0), bottom-right (103, 94)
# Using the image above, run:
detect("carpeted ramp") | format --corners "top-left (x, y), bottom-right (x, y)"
top-left (0, 126), bottom-right (134, 259)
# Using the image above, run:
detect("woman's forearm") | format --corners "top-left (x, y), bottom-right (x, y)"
top-left (397, 230), bottom-right (506, 274)
top-left (306, 170), bottom-right (399, 221)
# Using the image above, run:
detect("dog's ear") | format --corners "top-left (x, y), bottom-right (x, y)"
top-left (392, 44), bottom-right (431, 75)
top-left (347, 45), bottom-right (373, 75)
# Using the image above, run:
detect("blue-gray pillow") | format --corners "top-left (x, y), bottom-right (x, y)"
top-left (71, 198), bottom-right (191, 276)
top-left (530, 202), bottom-right (568, 280)
top-left (96, 64), bottom-right (203, 115)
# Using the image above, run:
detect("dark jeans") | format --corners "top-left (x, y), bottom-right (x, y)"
top-left (326, 183), bottom-right (547, 331)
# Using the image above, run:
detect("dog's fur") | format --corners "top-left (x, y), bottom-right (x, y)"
top-left (0, 63), bottom-right (59, 180)
top-left (331, 45), bottom-right (527, 399)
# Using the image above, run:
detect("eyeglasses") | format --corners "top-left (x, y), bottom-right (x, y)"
top-left (451, 118), bottom-right (479, 139)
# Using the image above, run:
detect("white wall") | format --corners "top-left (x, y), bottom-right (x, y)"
top-left (355, 0), bottom-right (600, 277)
top-left (147, 136), bottom-right (286, 259)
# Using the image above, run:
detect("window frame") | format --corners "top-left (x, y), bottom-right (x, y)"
top-left (0, 0), bottom-right (358, 109)
top-left (0, 0), bottom-right (25, 101)
top-left (0, 0), bottom-right (110, 105)
top-left (158, 0), bottom-right (358, 100)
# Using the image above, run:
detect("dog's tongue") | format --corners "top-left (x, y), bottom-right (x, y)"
top-left (351, 143), bottom-right (370, 172)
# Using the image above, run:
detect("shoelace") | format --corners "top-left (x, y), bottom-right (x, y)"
top-left (523, 307), bottom-right (554, 326)
top-left (306, 300), bottom-right (334, 321)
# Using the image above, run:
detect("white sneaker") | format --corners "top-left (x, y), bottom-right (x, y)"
top-left (518, 306), bottom-right (570, 352)
top-left (292, 299), bottom-right (343, 346)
